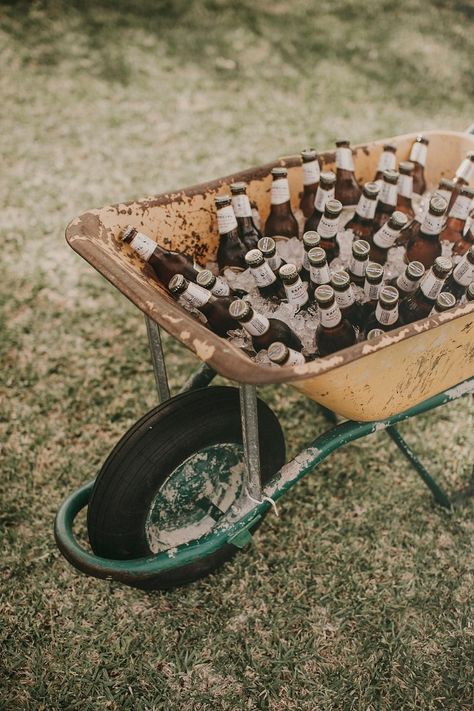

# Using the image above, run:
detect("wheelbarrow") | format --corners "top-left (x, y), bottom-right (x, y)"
top-left (55, 129), bottom-right (474, 590)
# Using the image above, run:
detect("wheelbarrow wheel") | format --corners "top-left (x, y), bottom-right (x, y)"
top-left (87, 386), bottom-right (285, 590)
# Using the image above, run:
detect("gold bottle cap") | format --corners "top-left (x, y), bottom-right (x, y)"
top-left (406, 261), bottom-right (425, 280)
top-left (314, 284), bottom-right (335, 304)
top-left (352, 239), bottom-right (370, 258)
top-left (429, 195), bottom-right (448, 216)
top-left (308, 247), bottom-right (327, 266)
top-left (365, 262), bottom-right (384, 282)
top-left (196, 270), bottom-right (216, 288)
top-left (230, 182), bottom-right (247, 193)
top-left (362, 182), bottom-right (380, 198)
top-left (245, 249), bottom-right (264, 267)
top-left (302, 231), bottom-right (321, 248)
top-left (379, 285), bottom-right (399, 306)
top-left (325, 198), bottom-right (343, 216)
top-left (331, 270), bottom-right (350, 289)
top-left (271, 166), bottom-right (287, 178)
top-left (320, 171), bottom-right (336, 188)
top-left (301, 148), bottom-right (318, 161)
top-left (229, 299), bottom-right (252, 320)
top-left (257, 237), bottom-right (276, 256)
top-left (168, 274), bottom-right (187, 293)
top-left (399, 161), bottom-right (415, 175)
top-left (434, 292), bottom-right (456, 311)
top-left (382, 169), bottom-right (399, 185)
top-left (268, 341), bottom-right (290, 364)
top-left (279, 263), bottom-right (299, 281)
top-left (389, 211), bottom-right (409, 230)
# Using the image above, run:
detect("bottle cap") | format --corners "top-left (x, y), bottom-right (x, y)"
top-left (229, 299), bottom-right (252, 320)
top-left (415, 135), bottom-right (429, 145)
top-left (379, 285), bottom-right (399, 306)
top-left (196, 270), bottom-right (216, 288)
top-left (382, 169), bottom-right (399, 185)
top-left (399, 161), bottom-right (415, 175)
top-left (308, 247), bottom-right (327, 266)
top-left (331, 270), bottom-right (350, 289)
top-left (271, 166), bottom-right (287, 178)
top-left (168, 274), bottom-right (187, 293)
top-left (459, 185), bottom-right (474, 199)
top-left (434, 292), bottom-right (456, 312)
top-left (382, 143), bottom-right (397, 153)
top-left (335, 139), bottom-right (350, 147)
top-left (315, 284), bottom-right (335, 304)
top-left (121, 225), bottom-right (136, 242)
top-left (466, 245), bottom-right (474, 264)
top-left (215, 195), bottom-right (232, 207)
top-left (438, 178), bottom-right (455, 190)
top-left (268, 342), bottom-right (290, 364)
top-left (362, 182), bottom-right (380, 198)
top-left (245, 249), bottom-right (264, 267)
top-left (279, 263), bottom-right (299, 282)
top-left (230, 182), bottom-right (246, 193)
top-left (352, 239), bottom-right (370, 258)
top-left (302, 231), bottom-right (321, 249)
top-left (466, 282), bottom-right (474, 300)
top-left (388, 211), bottom-right (409, 230)
top-left (466, 150), bottom-right (474, 162)
top-left (428, 195), bottom-right (448, 216)
top-left (320, 171), bottom-right (337, 188)
top-left (433, 256), bottom-right (452, 277)
top-left (301, 148), bottom-right (318, 161)
top-left (367, 328), bottom-right (384, 340)
top-left (406, 261), bottom-right (425, 280)
top-left (365, 262), bottom-right (384, 282)
top-left (257, 237), bottom-right (276, 257)
top-left (325, 198), bottom-right (343, 216)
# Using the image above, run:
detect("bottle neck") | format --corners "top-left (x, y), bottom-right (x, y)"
top-left (448, 193), bottom-right (471, 223)
top-left (319, 301), bottom-right (342, 328)
top-left (355, 194), bottom-right (377, 219)
top-left (127, 230), bottom-right (160, 262)
top-left (452, 256), bottom-right (474, 286)
top-left (378, 181), bottom-right (397, 207)
top-left (375, 302), bottom-right (398, 325)
top-left (420, 211), bottom-right (444, 239)
top-left (217, 205), bottom-right (239, 236)
top-left (336, 146), bottom-right (355, 173)
top-left (318, 214), bottom-right (340, 239)
top-left (377, 151), bottom-right (397, 173)
top-left (398, 174), bottom-right (413, 199)
top-left (241, 310), bottom-right (270, 336)
top-left (420, 270), bottom-right (446, 300)
top-left (271, 178), bottom-right (291, 207)
top-left (314, 186), bottom-right (335, 213)
top-left (409, 142), bottom-right (428, 167)
top-left (179, 282), bottom-right (212, 309)
top-left (334, 285), bottom-right (355, 308)
top-left (303, 159), bottom-right (320, 187)
top-left (364, 279), bottom-right (382, 301)
top-left (232, 193), bottom-right (252, 219)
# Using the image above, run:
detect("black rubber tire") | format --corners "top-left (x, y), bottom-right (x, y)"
top-left (87, 386), bottom-right (285, 590)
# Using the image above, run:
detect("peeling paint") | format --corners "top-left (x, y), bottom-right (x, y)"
top-left (193, 338), bottom-right (215, 361)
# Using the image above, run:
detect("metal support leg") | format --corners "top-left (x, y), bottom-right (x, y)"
top-left (239, 384), bottom-right (262, 501)
top-left (145, 316), bottom-right (170, 403)
top-left (385, 425), bottom-right (452, 509)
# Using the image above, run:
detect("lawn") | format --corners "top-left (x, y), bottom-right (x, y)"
top-left (1, 1), bottom-right (473, 709)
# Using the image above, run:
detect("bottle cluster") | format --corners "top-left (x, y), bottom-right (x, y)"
top-left (120, 136), bottom-right (474, 367)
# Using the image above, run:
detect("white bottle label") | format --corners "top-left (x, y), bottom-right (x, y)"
top-left (421, 212), bottom-right (444, 235)
top-left (250, 262), bottom-right (277, 287)
top-left (376, 303), bottom-right (398, 325)
top-left (449, 194), bottom-right (471, 221)
top-left (436, 188), bottom-right (452, 204)
top-left (310, 263), bottom-right (331, 285)
top-left (283, 347), bottom-right (306, 366)
top-left (266, 254), bottom-right (282, 271)
top-left (319, 303), bottom-right (342, 327)
top-left (398, 174), bottom-right (413, 198)
top-left (130, 231), bottom-right (156, 261)
top-left (373, 222), bottom-right (400, 249)
top-left (364, 280), bottom-right (381, 301)
top-left (421, 272), bottom-right (445, 299)
top-left (232, 194), bottom-right (252, 218)
top-left (453, 258), bottom-right (474, 286)
top-left (397, 272), bottom-right (419, 293)
top-left (303, 159), bottom-right (320, 186)
top-left (243, 312), bottom-right (270, 336)
top-left (377, 151), bottom-right (396, 172)
top-left (349, 256), bottom-right (368, 277)
top-left (379, 181), bottom-right (398, 206)
top-left (455, 158), bottom-right (474, 184)
top-left (334, 286), bottom-right (355, 308)
top-left (356, 195), bottom-right (377, 219)
top-left (284, 279), bottom-right (308, 308)
top-left (336, 146), bottom-right (354, 171)
top-left (217, 205), bottom-right (238, 234)
top-left (181, 282), bottom-right (211, 308)
top-left (317, 215), bottom-right (339, 238)
top-left (211, 276), bottom-right (231, 296)
top-left (314, 186), bottom-right (335, 212)
top-left (271, 178), bottom-right (290, 205)
top-left (409, 142), bottom-right (428, 166)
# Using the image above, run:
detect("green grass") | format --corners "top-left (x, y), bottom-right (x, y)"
top-left (1, 1), bottom-right (473, 709)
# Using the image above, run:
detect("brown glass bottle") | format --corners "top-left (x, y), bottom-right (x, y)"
top-left (387, 261), bottom-right (425, 299)
top-left (366, 328), bottom-right (384, 341)
top-left (257, 236), bottom-right (286, 277)
top-left (331, 270), bottom-right (365, 330)
top-left (399, 257), bottom-right (452, 324)
top-left (304, 171), bottom-right (336, 232)
top-left (334, 139), bottom-right (361, 205)
top-left (408, 135), bottom-right (429, 194)
top-left (122, 226), bottom-right (198, 285)
top-left (264, 167), bottom-right (299, 240)
top-left (215, 196), bottom-right (247, 273)
top-left (230, 182), bottom-right (262, 251)
top-left (396, 161), bottom-right (415, 220)
top-left (369, 211), bottom-right (408, 265)
top-left (245, 249), bottom-right (285, 300)
top-left (439, 186), bottom-right (474, 244)
top-left (279, 263), bottom-right (309, 311)
top-left (348, 239), bottom-right (370, 286)
top-left (196, 269), bottom-right (244, 299)
top-left (268, 341), bottom-right (306, 366)
top-left (229, 299), bottom-right (303, 352)
top-left (364, 286), bottom-right (401, 335)
top-left (315, 198), bottom-right (342, 263)
top-left (431, 292), bottom-right (456, 315)
top-left (405, 195), bottom-right (447, 269)
top-left (300, 149), bottom-right (321, 218)
top-left (374, 143), bottom-right (397, 182)
top-left (442, 246), bottom-right (474, 301)
top-left (314, 285), bottom-right (357, 356)
top-left (344, 182), bottom-right (380, 240)
top-left (308, 246), bottom-right (331, 300)
top-left (168, 274), bottom-right (239, 337)
top-left (300, 231), bottom-right (321, 282)
top-left (362, 262), bottom-right (385, 319)
top-left (453, 223), bottom-right (474, 258)
top-left (448, 150), bottom-right (474, 211)
top-left (466, 283), bottom-right (474, 302)
top-left (373, 169), bottom-right (399, 230)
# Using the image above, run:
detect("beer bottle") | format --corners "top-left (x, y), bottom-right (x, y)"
top-left (431, 292), bottom-right (456, 315)
top-left (168, 274), bottom-right (238, 337)
top-left (466, 282), bottom-right (474, 302)
top-left (362, 262), bottom-right (385, 318)
top-left (374, 143), bottom-right (397, 182)
top-left (300, 149), bottom-right (321, 218)
top-left (387, 261), bottom-right (425, 299)
top-left (308, 246), bottom-right (331, 299)
top-left (452, 222), bottom-right (474, 258)
top-left (330, 270), bottom-right (365, 329)
top-left (257, 236), bottom-right (286, 276)
top-left (409, 135), bottom-right (429, 194)
top-left (279, 263), bottom-right (309, 311)
top-left (396, 161), bottom-right (415, 220)
top-left (334, 139), bottom-right (361, 205)
top-left (244, 249), bottom-right (285, 300)
top-left (439, 186), bottom-right (474, 244)
top-left (399, 256), bottom-right (452, 324)
top-left (228, 299), bottom-right (303, 352)
top-left (264, 167), bottom-right (299, 240)
top-left (367, 328), bottom-right (384, 340)
top-left (348, 239), bottom-right (371, 286)
top-left (369, 211), bottom-right (408, 265)
top-left (405, 195), bottom-right (447, 269)
top-left (344, 182), bottom-right (380, 240)
top-left (314, 285), bottom-right (357, 356)
top-left (230, 182), bottom-right (262, 251)
top-left (121, 225), bottom-right (198, 285)
top-left (373, 169), bottom-right (399, 230)
top-left (436, 178), bottom-right (456, 206)
top-left (364, 286), bottom-right (401, 335)
top-left (215, 196), bottom-right (247, 273)
top-left (442, 246), bottom-right (474, 301)
top-left (316, 198), bottom-right (343, 263)
top-left (448, 150), bottom-right (474, 211)
top-left (268, 341), bottom-right (306, 366)
top-left (304, 171), bottom-right (336, 232)
top-left (300, 231), bottom-right (321, 282)
top-left (196, 269), bottom-right (243, 299)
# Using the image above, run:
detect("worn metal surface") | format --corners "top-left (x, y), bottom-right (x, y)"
top-left (65, 130), bottom-right (474, 420)
top-left (144, 317), bottom-right (170, 402)
top-left (239, 384), bottom-right (262, 501)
